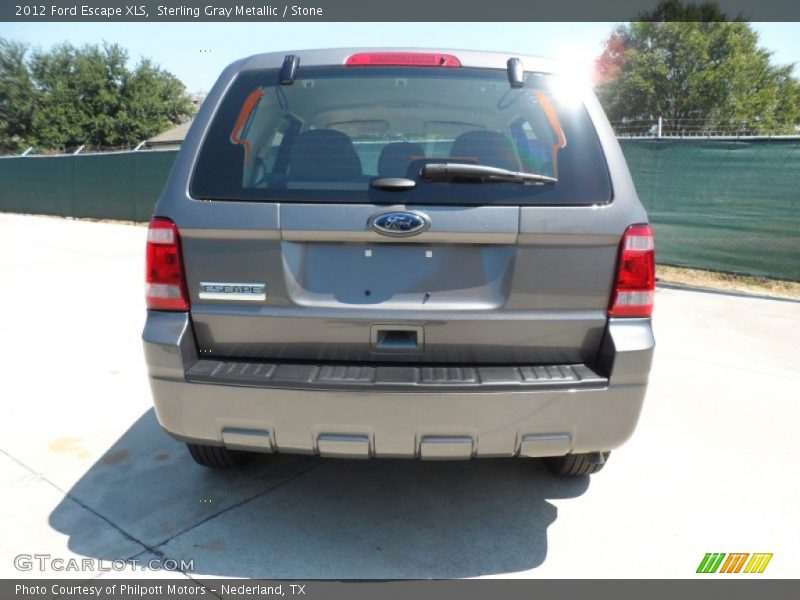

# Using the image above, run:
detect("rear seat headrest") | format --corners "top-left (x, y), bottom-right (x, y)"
top-left (288, 129), bottom-right (362, 181)
top-left (378, 142), bottom-right (426, 178)
top-left (449, 130), bottom-right (521, 172)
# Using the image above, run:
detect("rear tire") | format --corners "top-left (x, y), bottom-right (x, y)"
top-left (546, 452), bottom-right (610, 476)
top-left (186, 443), bottom-right (253, 469)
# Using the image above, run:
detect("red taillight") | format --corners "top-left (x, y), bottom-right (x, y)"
top-left (345, 52), bottom-right (461, 67)
top-left (146, 217), bottom-right (189, 311)
top-left (608, 224), bottom-right (655, 318)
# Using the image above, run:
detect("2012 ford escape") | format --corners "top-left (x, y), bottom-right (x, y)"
top-left (142, 49), bottom-right (655, 476)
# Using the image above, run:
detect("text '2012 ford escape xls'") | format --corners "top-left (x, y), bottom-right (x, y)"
top-left (142, 49), bottom-right (655, 476)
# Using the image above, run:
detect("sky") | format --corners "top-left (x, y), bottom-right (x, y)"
top-left (1, 21), bottom-right (797, 93)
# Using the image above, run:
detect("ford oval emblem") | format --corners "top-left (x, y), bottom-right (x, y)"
top-left (369, 210), bottom-right (430, 237)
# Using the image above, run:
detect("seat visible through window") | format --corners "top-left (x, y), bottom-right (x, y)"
top-left (449, 130), bottom-right (521, 171)
top-left (378, 142), bottom-right (425, 178)
top-left (287, 129), bottom-right (363, 181)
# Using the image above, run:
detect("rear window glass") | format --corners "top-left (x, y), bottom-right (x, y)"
top-left (190, 66), bottom-right (612, 205)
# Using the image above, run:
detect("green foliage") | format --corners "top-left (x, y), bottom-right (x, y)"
top-left (0, 39), bottom-right (193, 152)
top-left (595, 1), bottom-right (800, 135)
top-left (0, 40), bottom-right (35, 151)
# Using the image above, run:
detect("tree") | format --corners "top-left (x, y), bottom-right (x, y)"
top-left (595, 1), bottom-right (800, 135)
top-left (0, 40), bottom-right (35, 151)
top-left (0, 39), bottom-right (193, 152)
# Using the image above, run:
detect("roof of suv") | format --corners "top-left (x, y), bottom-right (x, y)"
top-left (233, 48), bottom-right (559, 74)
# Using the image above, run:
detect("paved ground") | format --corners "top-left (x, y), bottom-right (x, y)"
top-left (1, 213), bottom-right (798, 580)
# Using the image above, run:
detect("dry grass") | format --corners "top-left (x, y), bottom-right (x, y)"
top-left (64, 216), bottom-right (148, 226)
top-left (657, 265), bottom-right (800, 300)
top-left (4, 213), bottom-right (148, 227)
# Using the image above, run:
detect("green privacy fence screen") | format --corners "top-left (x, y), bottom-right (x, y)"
top-left (0, 140), bottom-right (798, 280)
top-left (0, 150), bottom-right (177, 223)
top-left (619, 139), bottom-right (800, 281)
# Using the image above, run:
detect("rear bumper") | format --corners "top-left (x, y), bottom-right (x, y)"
top-left (142, 312), bottom-right (654, 459)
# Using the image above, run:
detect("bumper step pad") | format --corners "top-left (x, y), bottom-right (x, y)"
top-left (186, 359), bottom-right (607, 392)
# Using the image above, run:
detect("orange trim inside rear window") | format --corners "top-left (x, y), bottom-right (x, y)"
top-left (230, 88), bottom-right (264, 159)
top-left (534, 91), bottom-right (566, 177)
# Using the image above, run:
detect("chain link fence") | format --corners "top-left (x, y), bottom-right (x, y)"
top-left (610, 117), bottom-right (799, 138)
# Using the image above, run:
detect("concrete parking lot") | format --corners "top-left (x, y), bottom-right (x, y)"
top-left (1, 212), bottom-right (798, 580)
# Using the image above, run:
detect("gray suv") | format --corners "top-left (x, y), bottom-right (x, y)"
top-left (142, 49), bottom-right (655, 476)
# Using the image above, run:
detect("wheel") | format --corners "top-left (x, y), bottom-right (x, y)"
top-left (186, 443), bottom-right (254, 469)
top-left (546, 451), bottom-right (610, 476)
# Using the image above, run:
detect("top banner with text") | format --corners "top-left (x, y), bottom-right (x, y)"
top-left (4, 0), bottom-right (800, 22)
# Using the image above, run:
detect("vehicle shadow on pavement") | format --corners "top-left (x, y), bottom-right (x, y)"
top-left (49, 409), bottom-right (590, 578)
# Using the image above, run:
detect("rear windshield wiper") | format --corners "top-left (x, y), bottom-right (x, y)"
top-left (420, 162), bottom-right (557, 185)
